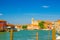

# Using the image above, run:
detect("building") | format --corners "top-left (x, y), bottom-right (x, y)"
top-left (27, 24), bottom-right (40, 30)
top-left (7, 24), bottom-right (16, 32)
top-left (31, 18), bottom-right (53, 30)
top-left (7, 24), bottom-right (15, 28)
top-left (27, 18), bottom-right (40, 30)
top-left (27, 18), bottom-right (53, 30)
top-left (44, 21), bottom-right (53, 29)
top-left (31, 18), bottom-right (40, 25)
top-left (15, 24), bottom-right (22, 31)
top-left (54, 20), bottom-right (60, 34)
top-left (0, 20), bottom-right (7, 31)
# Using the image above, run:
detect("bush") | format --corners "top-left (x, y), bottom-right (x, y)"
top-left (22, 25), bottom-right (27, 30)
top-left (38, 21), bottom-right (45, 29)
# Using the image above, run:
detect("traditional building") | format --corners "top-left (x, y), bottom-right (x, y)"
top-left (31, 18), bottom-right (41, 25)
top-left (7, 24), bottom-right (15, 28)
top-left (0, 20), bottom-right (7, 31)
top-left (44, 21), bottom-right (53, 29)
top-left (27, 24), bottom-right (33, 30)
top-left (31, 18), bottom-right (53, 30)
top-left (27, 18), bottom-right (40, 30)
top-left (15, 24), bottom-right (22, 31)
top-left (7, 24), bottom-right (15, 31)
top-left (54, 20), bottom-right (60, 33)
top-left (27, 24), bottom-right (40, 30)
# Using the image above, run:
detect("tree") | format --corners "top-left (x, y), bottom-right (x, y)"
top-left (22, 25), bottom-right (27, 30)
top-left (38, 21), bottom-right (45, 29)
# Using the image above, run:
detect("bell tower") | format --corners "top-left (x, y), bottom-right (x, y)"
top-left (32, 18), bottom-right (34, 24)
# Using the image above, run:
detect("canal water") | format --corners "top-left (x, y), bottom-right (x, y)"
top-left (0, 30), bottom-right (52, 40)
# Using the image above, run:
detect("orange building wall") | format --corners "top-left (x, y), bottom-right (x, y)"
top-left (0, 21), bottom-right (7, 31)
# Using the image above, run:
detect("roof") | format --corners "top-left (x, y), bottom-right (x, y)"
top-left (7, 24), bottom-right (14, 26)
top-left (0, 20), bottom-right (6, 22)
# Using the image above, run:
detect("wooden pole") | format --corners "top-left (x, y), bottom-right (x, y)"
top-left (36, 32), bottom-right (38, 40)
top-left (52, 28), bottom-right (56, 40)
top-left (10, 29), bottom-right (13, 40)
top-left (48, 30), bottom-right (50, 40)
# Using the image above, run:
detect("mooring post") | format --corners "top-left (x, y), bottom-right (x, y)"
top-left (36, 32), bottom-right (38, 40)
top-left (48, 30), bottom-right (50, 40)
top-left (52, 28), bottom-right (56, 40)
top-left (10, 29), bottom-right (13, 40)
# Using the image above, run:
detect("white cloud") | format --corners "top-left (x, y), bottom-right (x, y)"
top-left (0, 13), bottom-right (3, 16)
top-left (42, 5), bottom-right (49, 8)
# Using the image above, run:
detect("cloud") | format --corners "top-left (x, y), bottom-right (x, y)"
top-left (41, 5), bottom-right (49, 8)
top-left (0, 13), bottom-right (3, 16)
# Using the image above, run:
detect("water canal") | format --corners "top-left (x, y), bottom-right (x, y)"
top-left (0, 30), bottom-right (52, 40)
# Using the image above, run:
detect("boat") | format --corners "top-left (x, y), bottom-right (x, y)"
top-left (41, 29), bottom-right (50, 31)
top-left (56, 35), bottom-right (60, 40)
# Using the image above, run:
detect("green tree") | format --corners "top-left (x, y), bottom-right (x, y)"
top-left (22, 25), bottom-right (27, 30)
top-left (38, 21), bottom-right (45, 29)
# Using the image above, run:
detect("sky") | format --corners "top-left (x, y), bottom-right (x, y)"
top-left (0, 0), bottom-right (60, 24)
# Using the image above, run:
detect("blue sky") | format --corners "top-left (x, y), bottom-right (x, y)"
top-left (0, 0), bottom-right (60, 24)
